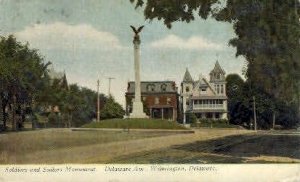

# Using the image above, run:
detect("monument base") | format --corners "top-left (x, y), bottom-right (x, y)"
top-left (129, 101), bottom-right (148, 118)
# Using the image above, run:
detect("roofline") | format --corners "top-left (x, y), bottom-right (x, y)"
top-left (128, 81), bottom-right (176, 83)
top-left (125, 92), bottom-right (179, 95)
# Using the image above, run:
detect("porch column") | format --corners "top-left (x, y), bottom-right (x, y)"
top-left (161, 108), bottom-right (164, 120)
top-left (212, 113), bottom-right (216, 120)
top-left (172, 108), bottom-right (175, 121)
top-left (149, 108), bottom-right (152, 118)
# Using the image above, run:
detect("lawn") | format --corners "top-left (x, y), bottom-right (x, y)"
top-left (82, 118), bottom-right (186, 130)
top-left (191, 120), bottom-right (241, 129)
top-left (0, 128), bottom-right (174, 164)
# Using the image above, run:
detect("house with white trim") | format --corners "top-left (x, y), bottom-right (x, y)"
top-left (180, 61), bottom-right (228, 124)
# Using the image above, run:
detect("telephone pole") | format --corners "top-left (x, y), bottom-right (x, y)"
top-left (97, 79), bottom-right (100, 122)
top-left (253, 96), bottom-right (257, 131)
top-left (107, 77), bottom-right (115, 96)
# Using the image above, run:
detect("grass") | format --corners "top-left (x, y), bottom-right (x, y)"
top-left (82, 118), bottom-right (186, 130)
top-left (0, 128), bottom-right (174, 163)
top-left (191, 120), bottom-right (240, 129)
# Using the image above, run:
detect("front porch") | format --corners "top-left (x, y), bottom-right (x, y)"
top-left (193, 112), bottom-right (227, 120)
top-left (150, 106), bottom-right (176, 121)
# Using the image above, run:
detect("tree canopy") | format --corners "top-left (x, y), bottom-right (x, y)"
top-left (0, 35), bottom-right (125, 130)
top-left (100, 96), bottom-right (125, 120)
top-left (131, 0), bottom-right (300, 127)
top-left (0, 35), bottom-right (50, 130)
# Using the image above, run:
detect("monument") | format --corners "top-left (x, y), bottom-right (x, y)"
top-left (129, 25), bottom-right (147, 118)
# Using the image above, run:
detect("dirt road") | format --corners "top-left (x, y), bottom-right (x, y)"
top-left (6, 128), bottom-right (252, 164)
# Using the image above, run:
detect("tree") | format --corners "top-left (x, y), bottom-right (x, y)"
top-left (100, 96), bottom-right (125, 120)
top-left (65, 85), bottom-right (107, 127)
top-left (38, 82), bottom-right (108, 127)
top-left (0, 35), bottom-right (50, 130)
top-left (131, 0), bottom-right (300, 127)
top-left (226, 74), bottom-right (250, 126)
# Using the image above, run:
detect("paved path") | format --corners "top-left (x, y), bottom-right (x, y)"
top-left (18, 129), bottom-right (253, 164)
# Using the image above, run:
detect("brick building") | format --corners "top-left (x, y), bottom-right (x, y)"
top-left (125, 81), bottom-right (179, 121)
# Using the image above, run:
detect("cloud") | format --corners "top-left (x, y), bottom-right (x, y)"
top-left (14, 22), bottom-right (125, 51)
top-left (150, 34), bottom-right (223, 51)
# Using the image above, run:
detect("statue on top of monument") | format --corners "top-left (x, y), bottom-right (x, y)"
top-left (130, 25), bottom-right (144, 42)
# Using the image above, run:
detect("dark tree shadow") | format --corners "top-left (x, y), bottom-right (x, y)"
top-left (172, 134), bottom-right (300, 161)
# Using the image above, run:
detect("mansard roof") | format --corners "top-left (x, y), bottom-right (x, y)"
top-left (182, 68), bottom-right (193, 83)
top-left (126, 81), bottom-right (177, 93)
top-left (210, 61), bottom-right (225, 75)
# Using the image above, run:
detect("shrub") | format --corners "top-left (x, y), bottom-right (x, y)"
top-left (186, 112), bottom-right (197, 124)
top-left (47, 112), bottom-right (61, 128)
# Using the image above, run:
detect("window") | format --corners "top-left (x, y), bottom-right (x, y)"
top-left (167, 97), bottom-right (171, 104)
top-left (221, 85), bottom-right (224, 94)
top-left (147, 84), bottom-right (155, 92)
top-left (216, 85), bottom-right (220, 94)
top-left (161, 84), bottom-right (167, 92)
top-left (155, 97), bottom-right (160, 104)
top-left (206, 113), bottom-right (213, 119)
top-left (186, 86), bottom-right (190, 92)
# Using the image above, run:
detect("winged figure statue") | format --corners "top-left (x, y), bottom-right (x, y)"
top-left (130, 25), bottom-right (144, 37)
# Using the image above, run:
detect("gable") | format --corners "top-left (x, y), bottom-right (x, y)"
top-left (191, 78), bottom-right (216, 97)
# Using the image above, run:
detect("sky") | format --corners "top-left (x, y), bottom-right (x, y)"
top-left (0, 0), bottom-right (246, 107)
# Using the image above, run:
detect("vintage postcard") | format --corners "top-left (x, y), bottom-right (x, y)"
top-left (0, 0), bottom-right (299, 181)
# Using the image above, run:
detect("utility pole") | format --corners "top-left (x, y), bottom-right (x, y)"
top-left (97, 79), bottom-right (100, 122)
top-left (107, 77), bottom-right (115, 96)
top-left (253, 96), bottom-right (257, 131)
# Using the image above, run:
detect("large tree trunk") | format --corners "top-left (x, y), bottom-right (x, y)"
top-left (12, 95), bottom-right (18, 131)
top-left (272, 112), bottom-right (276, 129)
top-left (0, 101), bottom-right (4, 130)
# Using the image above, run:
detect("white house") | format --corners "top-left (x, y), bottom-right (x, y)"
top-left (181, 61), bottom-right (228, 124)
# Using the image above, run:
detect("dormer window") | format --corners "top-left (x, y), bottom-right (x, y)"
top-left (147, 84), bottom-right (155, 92)
top-left (161, 84), bottom-right (167, 92)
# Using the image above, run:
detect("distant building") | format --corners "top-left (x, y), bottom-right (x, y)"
top-left (181, 61), bottom-right (228, 123)
top-left (48, 66), bottom-right (68, 91)
top-left (125, 81), bottom-right (179, 121)
top-left (45, 66), bottom-right (69, 113)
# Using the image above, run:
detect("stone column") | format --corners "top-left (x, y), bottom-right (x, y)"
top-left (130, 30), bottom-right (147, 118)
